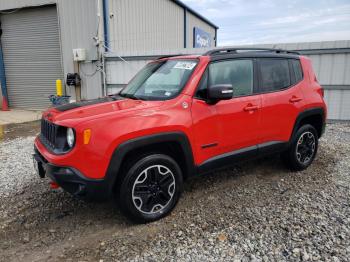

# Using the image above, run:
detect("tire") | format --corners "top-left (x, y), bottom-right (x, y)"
top-left (118, 154), bottom-right (183, 223)
top-left (282, 124), bottom-right (319, 171)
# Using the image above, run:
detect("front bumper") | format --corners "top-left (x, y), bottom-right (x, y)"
top-left (33, 146), bottom-right (111, 200)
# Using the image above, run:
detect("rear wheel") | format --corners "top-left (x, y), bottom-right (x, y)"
top-left (282, 124), bottom-right (318, 171)
top-left (118, 154), bottom-right (183, 223)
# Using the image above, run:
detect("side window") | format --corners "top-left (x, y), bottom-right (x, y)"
top-left (209, 60), bottom-right (254, 97)
top-left (291, 59), bottom-right (303, 83)
top-left (259, 59), bottom-right (291, 92)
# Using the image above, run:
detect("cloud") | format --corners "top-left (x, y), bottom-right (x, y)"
top-left (181, 0), bottom-right (350, 45)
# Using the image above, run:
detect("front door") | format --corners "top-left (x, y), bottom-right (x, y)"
top-left (209, 59), bottom-right (261, 153)
top-left (191, 59), bottom-right (261, 165)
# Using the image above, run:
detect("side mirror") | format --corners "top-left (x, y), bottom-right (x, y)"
top-left (207, 84), bottom-right (233, 102)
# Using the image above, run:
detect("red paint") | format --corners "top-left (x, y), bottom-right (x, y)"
top-left (50, 181), bottom-right (60, 189)
top-left (1, 97), bottom-right (9, 111)
top-left (34, 55), bottom-right (327, 180)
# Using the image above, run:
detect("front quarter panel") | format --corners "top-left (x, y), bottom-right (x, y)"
top-left (74, 95), bottom-right (194, 179)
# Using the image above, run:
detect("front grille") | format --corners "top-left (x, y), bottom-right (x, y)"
top-left (41, 118), bottom-right (58, 148)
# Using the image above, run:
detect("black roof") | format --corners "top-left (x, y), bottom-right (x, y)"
top-left (204, 48), bottom-right (301, 61)
top-left (172, 0), bottom-right (219, 29)
top-left (204, 48), bottom-right (300, 56)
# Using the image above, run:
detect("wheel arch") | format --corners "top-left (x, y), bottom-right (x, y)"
top-left (105, 132), bottom-right (196, 193)
top-left (291, 107), bottom-right (326, 141)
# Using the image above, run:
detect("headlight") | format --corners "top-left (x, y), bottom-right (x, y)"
top-left (67, 128), bottom-right (75, 148)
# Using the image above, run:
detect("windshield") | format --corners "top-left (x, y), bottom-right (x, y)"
top-left (119, 59), bottom-right (198, 101)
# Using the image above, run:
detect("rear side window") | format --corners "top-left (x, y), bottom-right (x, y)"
top-left (209, 59), bottom-right (254, 97)
top-left (259, 59), bottom-right (291, 92)
top-left (291, 59), bottom-right (303, 83)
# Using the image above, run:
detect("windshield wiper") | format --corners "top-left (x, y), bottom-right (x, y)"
top-left (119, 93), bottom-right (143, 100)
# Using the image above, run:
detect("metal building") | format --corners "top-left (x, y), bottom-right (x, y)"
top-left (0, 0), bottom-right (217, 110)
top-left (108, 0), bottom-right (218, 53)
top-left (105, 40), bottom-right (350, 120)
top-left (0, 0), bottom-right (103, 110)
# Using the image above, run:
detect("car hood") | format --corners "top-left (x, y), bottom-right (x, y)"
top-left (43, 96), bottom-right (164, 125)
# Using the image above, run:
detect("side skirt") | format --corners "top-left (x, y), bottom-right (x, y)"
top-left (197, 141), bottom-right (288, 175)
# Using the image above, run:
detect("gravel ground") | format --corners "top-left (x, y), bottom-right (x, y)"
top-left (0, 122), bottom-right (349, 261)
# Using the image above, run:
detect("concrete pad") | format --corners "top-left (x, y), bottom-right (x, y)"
top-left (0, 109), bottom-right (42, 125)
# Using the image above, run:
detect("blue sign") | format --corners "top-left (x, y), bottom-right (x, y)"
top-left (193, 27), bottom-right (211, 48)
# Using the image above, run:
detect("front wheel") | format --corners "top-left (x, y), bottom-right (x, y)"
top-left (282, 124), bottom-right (319, 171)
top-left (118, 154), bottom-right (183, 223)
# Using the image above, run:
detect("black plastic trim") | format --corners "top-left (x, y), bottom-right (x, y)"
top-left (291, 107), bottom-right (326, 139)
top-left (258, 141), bottom-right (288, 155)
top-left (205, 48), bottom-right (300, 56)
top-left (38, 133), bottom-right (73, 156)
top-left (198, 145), bottom-right (258, 174)
top-left (55, 96), bottom-right (124, 112)
top-left (210, 52), bottom-right (300, 62)
top-left (197, 141), bottom-right (288, 175)
top-left (105, 132), bottom-right (196, 191)
top-left (34, 147), bottom-right (109, 200)
top-left (201, 143), bottom-right (218, 149)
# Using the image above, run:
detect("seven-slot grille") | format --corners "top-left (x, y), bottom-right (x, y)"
top-left (41, 118), bottom-right (58, 148)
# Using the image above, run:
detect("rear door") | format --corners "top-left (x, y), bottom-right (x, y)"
top-left (258, 58), bottom-right (305, 144)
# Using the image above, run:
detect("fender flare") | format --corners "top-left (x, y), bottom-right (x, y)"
top-left (290, 107), bottom-right (326, 141)
top-left (104, 132), bottom-right (196, 192)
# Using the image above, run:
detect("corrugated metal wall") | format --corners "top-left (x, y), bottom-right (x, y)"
top-left (105, 48), bottom-right (202, 93)
top-left (105, 41), bottom-right (350, 120)
top-left (324, 89), bottom-right (350, 120)
top-left (0, 0), bottom-right (216, 108)
top-left (57, 0), bottom-right (102, 100)
top-left (0, 0), bottom-right (103, 106)
top-left (108, 0), bottom-right (184, 53)
top-left (0, 0), bottom-right (55, 10)
top-left (186, 10), bottom-right (216, 48)
top-left (264, 41), bottom-right (350, 120)
top-left (1, 5), bottom-right (62, 109)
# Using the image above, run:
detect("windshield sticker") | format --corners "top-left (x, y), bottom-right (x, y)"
top-left (174, 61), bottom-right (196, 70)
top-left (165, 91), bottom-right (172, 96)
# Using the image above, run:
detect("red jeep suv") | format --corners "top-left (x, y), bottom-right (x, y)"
top-left (34, 48), bottom-right (327, 222)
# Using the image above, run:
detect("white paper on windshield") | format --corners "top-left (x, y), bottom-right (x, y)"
top-left (173, 61), bottom-right (196, 70)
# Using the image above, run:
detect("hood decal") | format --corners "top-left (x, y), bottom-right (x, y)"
top-left (55, 96), bottom-right (125, 112)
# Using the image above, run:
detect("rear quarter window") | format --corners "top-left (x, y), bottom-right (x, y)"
top-left (290, 59), bottom-right (303, 83)
top-left (259, 59), bottom-right (291, 93)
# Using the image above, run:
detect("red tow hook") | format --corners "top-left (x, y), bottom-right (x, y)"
top-left (50, 182), bottom-right (60, 189)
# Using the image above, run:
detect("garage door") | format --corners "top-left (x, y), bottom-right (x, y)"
top-left (1, 5), bottom-right (63, 109)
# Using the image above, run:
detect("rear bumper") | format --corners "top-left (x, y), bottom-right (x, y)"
top-left (33, 146), bottom-right (111, 200)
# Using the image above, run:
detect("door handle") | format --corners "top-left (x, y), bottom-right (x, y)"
top-left (289, 96), bottom-right (302, 103)
top-left (243, 104), bottom-right (259, 112)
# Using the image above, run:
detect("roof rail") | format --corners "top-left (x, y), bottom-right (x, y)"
top-left (204, 48), bottom-right (300, 56)
top-left (156, 54), bottom-right (185, 60)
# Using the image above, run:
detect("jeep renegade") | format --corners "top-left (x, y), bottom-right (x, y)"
top-left (33, 48), bottom-right (327, 222)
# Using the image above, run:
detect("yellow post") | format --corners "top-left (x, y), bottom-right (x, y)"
top-left (56, 79), bottom-right (63, 96)
top-left (0, 125), bottom-right (4, 141)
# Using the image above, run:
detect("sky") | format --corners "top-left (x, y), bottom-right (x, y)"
top-left (181, 0), bottom-right (350, 46)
